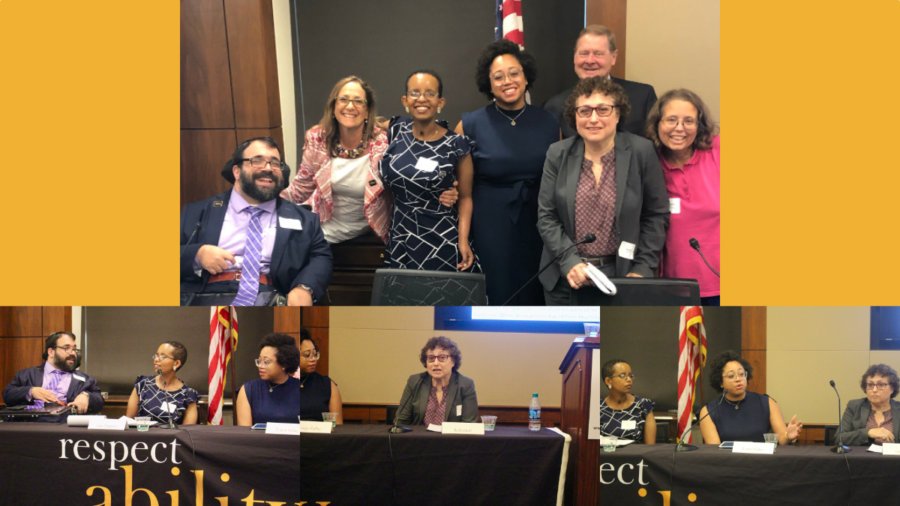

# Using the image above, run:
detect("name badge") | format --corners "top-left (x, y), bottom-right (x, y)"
top-left (266, 422), bottom-right (301, 435)
top-left (415, 157), bottom-right (438, 172)
top-left (618, 241), bottom-right (636, 260)
top-left (621, 420), bottom-right (637, 431)
top-left (299, 421), bottom-right (332, 434)
top-left (278, 217), bottom-right (303, 230)
top-left (72, 374), bottom-right (86, 383)
top-left (732, 441), bottom-right (775, 454)
top-left (669, 198), bottom-right (681, 214)
top-left (456, 404), bottom-right (462, 417)
top-left (442, 422), bottom-right (484, 435)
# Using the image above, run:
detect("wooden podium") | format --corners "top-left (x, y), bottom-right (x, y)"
top-left (559, 336), bottom-right (600, 506)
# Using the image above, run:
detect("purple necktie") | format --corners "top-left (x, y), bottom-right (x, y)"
top-left (36, 369), bottom-right (66, 409)
top-left (232, 206), bottom-right (266, 306)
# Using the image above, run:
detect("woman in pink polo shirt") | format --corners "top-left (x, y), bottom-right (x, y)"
top-left (647, 89), bottom-right (720, 305)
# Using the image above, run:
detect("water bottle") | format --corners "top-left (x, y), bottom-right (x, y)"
top-left (528, 393), bottom-right (541, 431)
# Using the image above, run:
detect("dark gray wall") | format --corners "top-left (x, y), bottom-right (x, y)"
top-left (82, 307), bottom-right (276, 396)
top-left (292, 0), bottom-right (583, 137)
top-left (599, 307), bottom-right (742, 412)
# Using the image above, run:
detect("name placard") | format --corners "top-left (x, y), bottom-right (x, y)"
top-left (882, 443), bottom-right (900, 456)
top-left (732, 441), bottom-right (775, 454)
top-left (88, 417), bottom-right (127, 431)
top-left (266, 422), bottom-right (301, 436)
top-left (441, 422), bottom-right (485, 436)
top-left (299, 421), bottom-right (332, 434)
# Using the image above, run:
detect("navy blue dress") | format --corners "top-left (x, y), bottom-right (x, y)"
top-left (299, 372), bottom-right (332, 421)
top-left (133, 375), bottom-right (199, 425)
top-left (707, 391), bottom-right (770, 442)
top-left (462, 104), bottom-right (559, 305)
top-left (380, 118), bottom-right (480, 272)
top-left (243, 377), bottom-right (301, 424)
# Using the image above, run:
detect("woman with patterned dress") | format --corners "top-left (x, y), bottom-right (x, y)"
top-left (599, 359), bottom-right (656, 443)
top-left (126, 341), bottom-right (199, 425)
top-left (457, 40), bottom-right (560, 305)
top-left (380, 70), bottom-right (477, 272)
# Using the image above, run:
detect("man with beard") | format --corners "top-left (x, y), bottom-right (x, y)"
top-left (3, 331), bottom-right (104, 420)
top-left (544, 25), bottom-right (657, 138)
top-left (180, 137), bottom-right (332, 306)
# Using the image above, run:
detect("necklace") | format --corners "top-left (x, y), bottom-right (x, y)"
top-left (494, 103), bottom-right (526, 126)
top-left (723, 397), bottom-right (744, 410)
top-left (332, 137), bottom-right (367, 159)
top-left (299, 374), bottom-right (308, 390)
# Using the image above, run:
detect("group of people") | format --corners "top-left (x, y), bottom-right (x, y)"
top-left (600, 354), bottom-right (900, 446)
top-left (2, 331), bottom-right (302, 426)
top-left (180, 24), bottom-right (720, 306)
top-left (301, 335), bottom-right (478, 426)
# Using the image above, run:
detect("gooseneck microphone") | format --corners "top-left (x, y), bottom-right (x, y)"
top-left (156, 367), bottom-right (178, 430)
top-left (502, 234), bottom-right (597, 306)
top-left (689, 238), bottom-right (720, 278)
top-left (829, 380), bottom-right (850, 453)
top-left (389, 375), bottom-right (424, 434)
top-left (676, 392), bottom-right (723, 452)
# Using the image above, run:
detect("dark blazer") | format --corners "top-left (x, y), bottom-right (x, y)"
top-left (543, 77), bottom-right (658, 138)
top-left (841, 398), bottom-right (900, 445)
top-left (396, 371), bottom-right (478, 426)
top-left (3, 364), bottom-right (104, 414)
top-left (180, 190), bottom-right (332, 303)
top-left (537, 132), bottom-right (669, 291)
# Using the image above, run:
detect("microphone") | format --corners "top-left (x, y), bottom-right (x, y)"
top-left (689, 237), bottom-right (720, 278)
top-left (502, 234), bottom-right (597, 306)
top-left (829, 380), bottom-right (850, 453)
top-left (390, 375), bottom-right (424, 433)
top-left (156, 367), bottom-right (178, 430)
top-left (675, 392), bottom-right (723, 452)
top-left (185, 206), bottom-right (208, 246)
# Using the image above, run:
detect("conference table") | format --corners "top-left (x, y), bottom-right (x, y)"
top-left (0, 421), bottom-right (299, 506)
top-left (599, 443), bottom-right (900, 505)
top-left (301, 424), bottom-right (571, 505)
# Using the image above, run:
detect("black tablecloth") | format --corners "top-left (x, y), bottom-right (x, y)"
top-left (301, 425), bottom-right (568, 505)
top-left (0, 422), bottom-right (299, 506)
top-left (599, 444), bottom-right (900, 506)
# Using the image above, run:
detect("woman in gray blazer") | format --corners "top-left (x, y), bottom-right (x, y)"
top-left (396, 336), bottom-right (478, 426)
top-left (841, 364), bottom-right (900, 445)
top-left (537, 77), bottom-right (669, 305)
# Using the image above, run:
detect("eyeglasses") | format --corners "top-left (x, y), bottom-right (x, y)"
top-left (723, 371), bottom-right (747, 380)
top-left (575, 104), bottom-right (617, 118)
top-left (301, 351), bottom-right (320, 361)
top-left (336, 96), bottom-right (367, 108)
top-left (55, 346), bottom-right (79, 354)
top-left (661, 116), bottom-right (698, 128)
top-left (426, 354), bottom-right (451, 363)
top-left (152, 354), bottom-right (173, 361)
top-left (241, 156), bottom-right (284, 169)
top-left (407, 90), bottom-right (439, 100)
top-left (866, 382), bottom-right (890, 391)
top-left (609, 373), bottom-right (635, 380)
top-left (490, 68), bottom-right (523, 83)
top-left (255, 358), bottom-right (275, 368)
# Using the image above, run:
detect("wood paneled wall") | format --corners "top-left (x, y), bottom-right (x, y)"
top-left (586, 0), bottom-right (627, 79)
top-left (741, 307), bottom-right (767, 393)
top-left (300, 307), bottom-right (329, 376)
top-left (0, 307), bottom-right (72, 405)
top-left (181, 0), bottom-right (283, 206)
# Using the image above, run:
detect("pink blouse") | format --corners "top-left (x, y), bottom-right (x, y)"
top-left (659, 136), bottom-right (720, 297)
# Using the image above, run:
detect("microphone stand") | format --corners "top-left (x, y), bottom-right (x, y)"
top-left (502, 234), bottom-right (596, 306)
top-left (829, 380), bottom-right (850, 453)
top-left (689, 237), bottom-right (720, 278)
top-left (677, 393), bottom-right (723, 452)
top-left (389, 376), bottom-right (423, 434)
top-left (157, 368), bottom-right (179, 430)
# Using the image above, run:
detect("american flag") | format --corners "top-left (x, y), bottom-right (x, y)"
top-left (208, 306), bottom-right (238, 425)
top-left (677, 306), bottom-right (708, 443)
top-left (495, 0), bottom-right (524, 48)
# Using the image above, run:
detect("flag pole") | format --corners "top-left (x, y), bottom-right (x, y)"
top-left (229, 305), bottom-right (238, 426)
